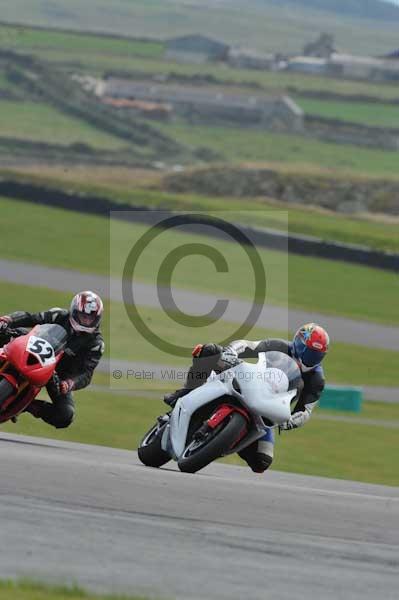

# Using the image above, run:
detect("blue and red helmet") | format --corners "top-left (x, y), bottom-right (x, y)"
top-left (292, 323), bottom-right (329, 371)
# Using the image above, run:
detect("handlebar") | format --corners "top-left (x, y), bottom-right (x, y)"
top-left (6, 328), bottom-right (30, 337)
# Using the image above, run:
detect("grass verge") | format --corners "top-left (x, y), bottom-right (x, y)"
top-left (5, 166), bottom-right (399, 253)
top-left (0, 579), bottom-right (149, 600)
top-left (222, 415), bottom-right (399, 487)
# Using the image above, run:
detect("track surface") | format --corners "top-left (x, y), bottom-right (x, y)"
top-left (0, 433), bottom-right (398, 600)
top-left (1, 258), bottom-right (398, 350)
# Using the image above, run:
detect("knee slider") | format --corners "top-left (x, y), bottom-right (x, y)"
top-left (198, 343), bottom-right (222, 358)
top-left (250, 453), bottom-right (273, 473)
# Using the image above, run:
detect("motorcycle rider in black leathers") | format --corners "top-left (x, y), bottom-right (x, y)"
top-left (0, 291), bottom-right (104, 429)
top-left (164, 323), bottom-right (329, 473)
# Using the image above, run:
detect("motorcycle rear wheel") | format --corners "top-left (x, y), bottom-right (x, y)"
top-left (178, 412), bottom-right (247, 474)
top-left (137, 420), bottom-right (171, 468)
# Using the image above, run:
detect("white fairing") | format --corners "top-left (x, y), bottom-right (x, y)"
top-left (169, 378), bottom-right (229, 459)
top-left (167, 353), bottom-right (297, 460)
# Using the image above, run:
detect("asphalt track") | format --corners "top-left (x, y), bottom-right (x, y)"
top-left (1, 258), bottom-right (399, 351)
top-left (1, 433), bottom-right (398, 600)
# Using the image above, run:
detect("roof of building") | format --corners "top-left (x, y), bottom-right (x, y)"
top-left (383, 49), bottom-right (399, 60)
top-left (228, 48), bottom-right (275, 60)
top-left (103, 79), bottom-right (302, 113)
top-left (330, 53), bottom-right (384, 67)
top-left (289, 56), bottom-right (327, 65)
top-left (165, 34), bottom-right (229, 53)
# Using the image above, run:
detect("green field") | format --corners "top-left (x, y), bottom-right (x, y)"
top-left (0, 580), bottom-right (148, 600)
top-left (0, 24), bottom-right (163, 58)
top-left (158, 121), bottom-right (399, 177)
top-left (297, 97), bottom-right (399, 129)
top-left (0, 101), bottom-right (125, 149)
top-left (1, 197), bottom-right (398, 325)
top-left (7, 166), bottom-right (399, 253)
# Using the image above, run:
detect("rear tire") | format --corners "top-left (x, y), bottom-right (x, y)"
top-left (178, 412), bottom-right (247, 474)
top-left (137, 420), bottom-right (170, 468)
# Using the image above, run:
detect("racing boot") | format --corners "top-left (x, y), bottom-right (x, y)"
top-left (24, 400), bottom-right (47, 418)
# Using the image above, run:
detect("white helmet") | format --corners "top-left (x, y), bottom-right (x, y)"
top-left (69, 291), bottom-right (103, 333)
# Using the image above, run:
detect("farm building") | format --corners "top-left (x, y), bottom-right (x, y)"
top-left (328, 53), bottom-right (399, 81)
top-left (287, 56), bottom-right (328, 75)
top-left (102, 79), bottom-right (304, 131)
top-left (228, 48), bottom-right (276, 70)
top-left (164, 34), bottom-right (230, 64)
top-left (384, 49), bottom-right (399, 60)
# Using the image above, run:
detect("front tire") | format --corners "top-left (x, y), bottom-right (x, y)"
top-left (0, 378), bottom-right (15, 410)
top-left (137, 420), bottom-right (170, 468)
top-left (178, 412), bottom-right (247, 474)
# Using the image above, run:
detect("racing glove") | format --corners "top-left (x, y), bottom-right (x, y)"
top-left (219, 346), bottom-right (239, 367)
top-left (0, 316), bottom-right (11, 331)
top-left (279, 401), bottom-right (318, 431)
top-left (60, 379), bottom-right (75, 395)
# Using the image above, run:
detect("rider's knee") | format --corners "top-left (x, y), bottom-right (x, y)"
top-left (198, 343), bottom-right (222, 358)
top-left (52, 404), bottom-right (75, 429)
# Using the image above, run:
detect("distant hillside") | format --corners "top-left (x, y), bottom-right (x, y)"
top-left (1, 0), bottom-right (399, 55)
top-left (265, 0), bottom-right (399, 21)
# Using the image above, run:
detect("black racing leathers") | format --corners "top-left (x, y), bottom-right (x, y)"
top-left (5, 308), bottom-right (104, 428)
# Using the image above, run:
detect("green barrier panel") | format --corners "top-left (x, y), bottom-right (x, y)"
top-left (319, 385), bottom-right (363, 413)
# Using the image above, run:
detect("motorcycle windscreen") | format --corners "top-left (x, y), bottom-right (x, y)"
top-left (234, 356), bottom-right (296, 424)
top-left (261, 351), bottom-right (302, 391)
top-left (31, 324), bottom-right (68, 354)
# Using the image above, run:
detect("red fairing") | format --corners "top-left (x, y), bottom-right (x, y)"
top-left (207, 404), bottom-right (250, 429)
top-left (4, 331), bottom-right (62, 387)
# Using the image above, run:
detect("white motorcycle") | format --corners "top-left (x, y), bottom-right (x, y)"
top-left (138, 350), bottom-right (302, 474)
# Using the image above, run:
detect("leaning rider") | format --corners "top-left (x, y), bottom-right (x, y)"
top-left (0, 291), bottom-right (104, 429)
top-left (164, 323), bottom-right (329, 474)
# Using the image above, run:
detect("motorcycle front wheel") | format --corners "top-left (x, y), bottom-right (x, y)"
top-left (0, 378), bottom-right (15, 410)
top-left (137, 419), bottom-right (171, 468)
top-left (178, 412), bottom-right (247, 474)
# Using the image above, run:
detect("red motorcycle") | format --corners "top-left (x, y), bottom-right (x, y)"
top-left (0, 324), bottom-right (67, 423)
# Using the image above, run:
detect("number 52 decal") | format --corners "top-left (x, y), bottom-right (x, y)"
top-left (27, 336), bottom-right (56, 366)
